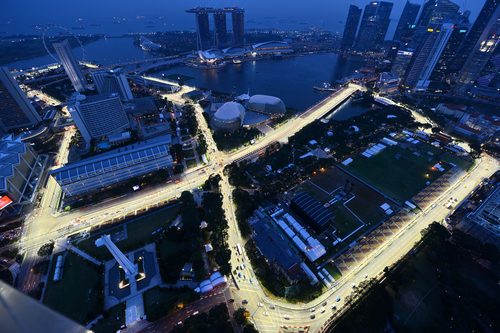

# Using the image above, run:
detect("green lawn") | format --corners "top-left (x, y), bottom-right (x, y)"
top-left (143, 286), bottom-right (197, 322)
top-left (347, 146), bottom-right (444, 203)
top-left (91, 303), bottom-right (125, 333)
top-left (330, 202), bottom-right (363, 239)
top-left (43, 252), bottom-right (103, 324)
top-left (77, 204), bottom-right (181, 260)
top-left (438, 151), bottom-right (473, 170)
top-left (324, 262), bottom-right (342, 281)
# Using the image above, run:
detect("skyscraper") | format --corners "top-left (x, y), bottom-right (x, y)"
top-left (356, 1), bottom-right (394, 52)
top-left (194, 11), bottom-right (211, 50)
top-left (393, 1), bottom-right (421, 42)
top-left (68, 94), bottom-right (130, 144)
top-left (214, 11), bottom-right (228, 49)
top-left (341, 5), bottom-right (362, 51)
top-left (52, 39), bottom-right (87, 92)
top-left (417, 0), bottom-right (460, 27)
top-left (92, 69), bottom-right (134, 102)
top-left (428, 24), bottom-right (469, 92)
top-left (187, 8), bottom-right (244, 49)
top-left (404, 23), bottom-right (456, 91)
top-left (455, 4), bottom-right (500, 94)
top-left (232, 9), bottom-right (245, 46)
top-left (0, 67), bottom-right (41, 133)
top-left (391, 49), bottom-right (415, 78)
top-left (454, 0), bottom-right (499, 77)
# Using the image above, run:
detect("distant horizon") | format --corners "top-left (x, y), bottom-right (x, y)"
top-left (0, 0), bottom-right (486, 38)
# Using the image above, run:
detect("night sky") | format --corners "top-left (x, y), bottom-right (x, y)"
top-left (0, 0), bottom-right (486, 36)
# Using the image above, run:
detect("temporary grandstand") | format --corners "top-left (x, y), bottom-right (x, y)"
top-left (270, 209), bottom-right (326, 262)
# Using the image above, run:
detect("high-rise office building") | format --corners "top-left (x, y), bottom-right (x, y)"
top-left (428, 24), bottom-right (469, 92)
top-left (52, 39), bottom-right (87, 92)
top-left (393, 1), bottom-right (421, 43)
top-left (341, 5), bottom-right (362, 50)
top-left (214, 11), bottom-right (228, 49)
top-left (455, 4), bottom-right (500, 94)
top-left (232, 10), bottom-right (245, 46)
top-left (391, 49), bottom-right (415, 78)
top-left (68, 94), bottom-right (130, 144)
top-left (92, 69), bottom-right (134, 102)
top-left (356, 1), bottom-right (394, 52)
top-left (404, 23), bottom-right (456, 91)
top-left (0, 67), bottom-right (41, 133)
top-left (454, 0), bottom-right (499, 77)
top-left (417, 0), bottom-right (460, 27)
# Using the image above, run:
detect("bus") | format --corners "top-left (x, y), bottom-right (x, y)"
top-left (236, 243), bottom-right (242, 256)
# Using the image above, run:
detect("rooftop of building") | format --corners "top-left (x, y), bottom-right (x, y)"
top-left (252, 41), bottom-right (291, 49)
top-left (0, 135), bottom-right (30, 191)
top-left (251, 217), bottom-right (301, 271)
top-left (50, 135), bottom-right (172, 183)
top-left (214, 102), bottom-right (245, 121)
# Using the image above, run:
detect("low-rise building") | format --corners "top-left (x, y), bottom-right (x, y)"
top-left (50, 136), bottom-right (174, 197)
top-left (0, 135), bottom-right (44, 216)
top-left (250, 217), bottom-right (303, 283)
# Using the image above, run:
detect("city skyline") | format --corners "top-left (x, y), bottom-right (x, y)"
top-left (0, 1), bottom-right (498, 333)
top-left (0, 0), bottom-right (487, 36)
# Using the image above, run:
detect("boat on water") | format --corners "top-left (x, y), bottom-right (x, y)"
top-left (232, 58), bottom-right (243, 64)
top-left (313, 82), bottom-right (336, 92)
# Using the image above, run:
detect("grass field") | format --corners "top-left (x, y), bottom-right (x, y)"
top-left (43, 252), bottom-right (103, 324)
top-left (346, 145), bottom-right (445, 203)
top-left (77, 204), bottom-right (180, 260)
top-left (308, 167), bottom-right (388, 226)
top-left (330, 202), bottom-right (363, 239)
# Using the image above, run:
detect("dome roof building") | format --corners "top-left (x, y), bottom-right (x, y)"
top-left (211, 102), bottom-right (246, 131)
top-left (246, 95), bottom-right (286, 115)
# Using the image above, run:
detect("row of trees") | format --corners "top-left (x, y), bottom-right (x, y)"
top-left (200, 175), bottom-right (232, 276)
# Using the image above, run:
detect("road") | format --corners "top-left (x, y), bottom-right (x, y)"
top-left (138, 288), bottom-right (232, 333)
top-left (221, 154), bottom-right (498, 333)
top-left (15, 82), bottom-right (498, 333)
top-left (16, 84), bottom-right (360, 289)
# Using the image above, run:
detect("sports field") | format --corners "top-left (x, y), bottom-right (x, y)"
top-left (346, 145), bottom-right (446, 203)
top-left (296, 165), bottom-right (389, 242)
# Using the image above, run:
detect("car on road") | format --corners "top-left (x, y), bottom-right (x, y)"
top-left (283, 315), bottom-right (290, 320)
top-left (310, 308), bottom-right (316, 313)
top-left (229, 299), bottom-right (234, 303)
top-left (331, 305), bottom-right (337, 311)
top-left (310, 314), bottom-right (316, 319)
top-left (269, 304), bottom-right (275, 310)
top-left (336, 296), bottom-right (341, 302)
top-left (258, 303), bottom-right (263, 307)
top-left (322, 301), bottom-right (327, 306)
top-left (242, 300), bottom-right (248, 304)
top-left (320, 308), bottom-right (326, 313)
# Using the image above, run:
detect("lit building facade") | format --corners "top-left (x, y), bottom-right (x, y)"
top-left (0, 67), bottom-right (41, 134)
top-left (53, 39), bottom-right (88, 92)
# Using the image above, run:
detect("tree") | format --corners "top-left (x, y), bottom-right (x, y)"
top-left (234, 308), bottom-right (248, 326)
top-left (37, 241), bottom-right (54, 257)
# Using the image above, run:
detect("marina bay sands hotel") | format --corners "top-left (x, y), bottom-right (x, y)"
top-left (186, 7), bottom-right (244, 50)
